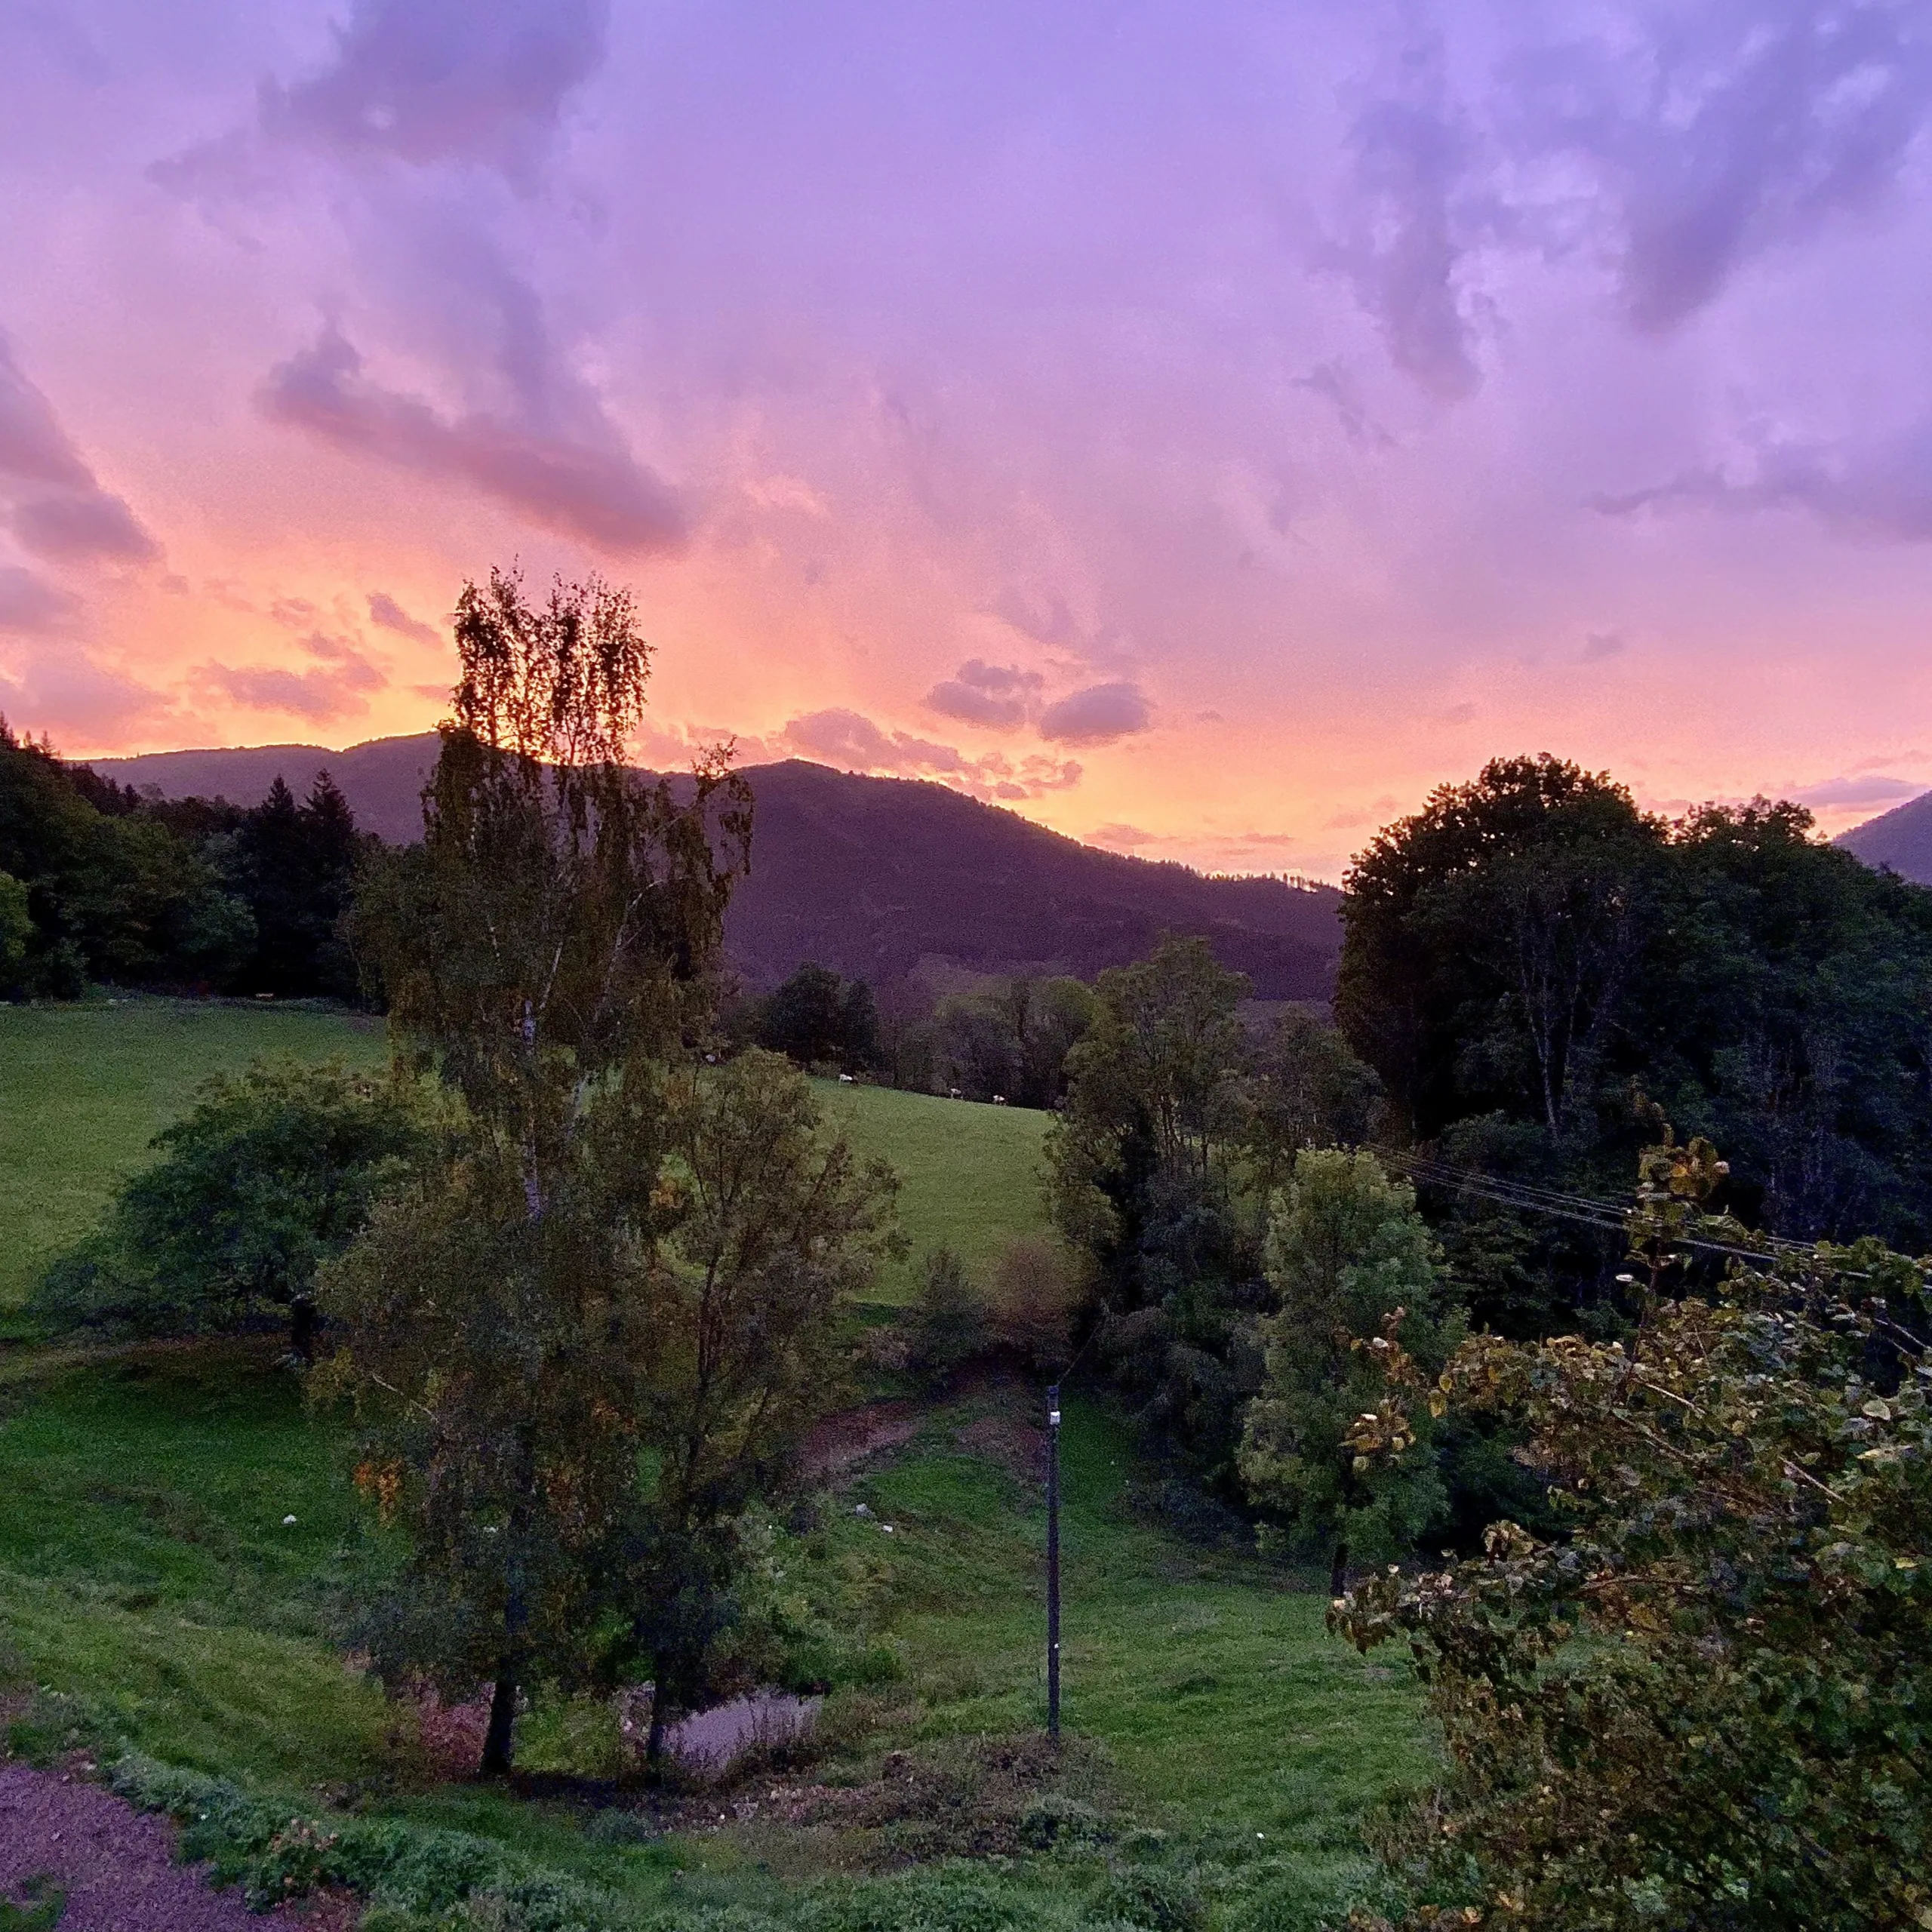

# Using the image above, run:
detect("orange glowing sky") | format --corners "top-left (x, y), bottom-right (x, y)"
top-left (5, 2), bottom-right (1932, 878)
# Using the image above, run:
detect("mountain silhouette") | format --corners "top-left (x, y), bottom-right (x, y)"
top-left (1838, 789), bottom-right (1932, 887)
top-left (89, 734), bottom-right (1342, 998)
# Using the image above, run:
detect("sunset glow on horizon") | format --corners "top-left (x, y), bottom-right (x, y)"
top-left (5, 2), bottom-right (1932, 877)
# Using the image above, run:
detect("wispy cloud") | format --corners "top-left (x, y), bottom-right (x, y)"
top-left (259, 324), bottom-right (684, 555)
top-left (367, 589), bottom-right (441, 647)
top-left (0, 335), bottom-right (161, 566)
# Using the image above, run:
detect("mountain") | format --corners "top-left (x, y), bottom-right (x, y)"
top-left (1838, 790), bottom-right (1932, 886)
top-left (88, 734), bottom-right (1343, 998)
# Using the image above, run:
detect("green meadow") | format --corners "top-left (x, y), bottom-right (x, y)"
top-left (0, 1002), bottom-right (1429, 1928)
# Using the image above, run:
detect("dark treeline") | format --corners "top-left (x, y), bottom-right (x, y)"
top-left (1340, 754), bottom-right (1932, 1330)
top-left (1041, 755), bottom-right (1932, 1545)
top-left (1, 719), bottom-right (372, 1002)
top-left (734, 959), bottom-right (1099, 1108)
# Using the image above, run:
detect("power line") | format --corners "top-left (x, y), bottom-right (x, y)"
top-left (1367, 1144), bottom-right (1821, 1270)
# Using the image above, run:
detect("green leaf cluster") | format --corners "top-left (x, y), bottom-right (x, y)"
top-left (1334, 1141), bottom-right (1932, 1930)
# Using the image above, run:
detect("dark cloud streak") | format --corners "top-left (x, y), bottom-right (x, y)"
top-left (259, 325), bottom-right (685, 555)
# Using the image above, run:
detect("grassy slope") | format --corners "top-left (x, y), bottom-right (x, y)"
top-left (0, 1002), bottom-right (1044, 1314)
top-left (0, 1353), bottom-right (1428, 1923)
top-left (813, 1080), bottom-right (1054, 1303)
top-left (0, 1000), bottom-right (386, 1310)
top-left (0, 1004), bottom-right (1427, 1923)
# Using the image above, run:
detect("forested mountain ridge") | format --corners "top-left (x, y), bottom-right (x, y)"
top-left (1837, 786), bottom-right (1932, 884)
top-left (89, 734), bottom-right (1343, 998)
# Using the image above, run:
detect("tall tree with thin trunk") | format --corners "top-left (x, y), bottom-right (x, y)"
top-left (319, 566), bottom-right (750, 1777)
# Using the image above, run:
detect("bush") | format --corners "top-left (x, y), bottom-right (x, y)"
top-left (1335, 1134), bottom-right (1932, 1932)
top-left (909, 1247), bottom-right (989, 1389)
top-left (987, 1235), bottom-right (1081, 1371)
top-left (33, 1060), bottom-right (426, 1358)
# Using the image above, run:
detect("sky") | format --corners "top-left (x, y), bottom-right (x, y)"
top-left (4, 0), bottom-right (1932, 877)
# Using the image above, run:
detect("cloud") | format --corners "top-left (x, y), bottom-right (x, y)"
top-left (202, 639), bottom-right (386, 721)
top-left (11, 489), bottom-right (161, 565)
top-left (0, 337), bottom-right (96, 490)
top-left (155, 0), bottom-right (608, 193)
top-left (1592, 421), bottom-right (1932, 543)
top-left (1583, 629), bottom-right (1626, 661)
top-left (367, 590), bottom-right (441, 646)
top-left (1085, 823), bottom-right (1165, 852)
top-left (1796, 773), bottom-right (1925, 808)
top-left (1037, 681), bottom-right (1152, 746)
top-left (925, 679), bottom-right (1026, 729)
top-left (1508, 7), bottom-right (1932, 334)
top-left (1294, 361), bottom-right (1395, 448)
top-left (923, 657), bottom-right (1046, 732)
top-left (989, 587), bottom-right (1078, 647)
top-left (0, 566), bottom-right (82, 636)
top-left (781, 708), bottom-right (964, 775)
top-left (259, 324), bottom-right (685, 555)
top-left (0, 335), bottom-right (162, 566)
top-left (0, 645), bottom-right (168, 738)
top-left (1329, 29), bottom-right (1481, 400)
top-left (778, 707), bottom-right (1081, 801)
top-left (631, 718), bottom-right (773, 771)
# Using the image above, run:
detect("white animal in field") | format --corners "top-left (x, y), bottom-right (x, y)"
top-left (838, 1072), bottom-right (855, 1082)
top-left (948, 1086), bottom-right (962, 1099)
top-left (992, 1094), bottom-right (1008, 1106)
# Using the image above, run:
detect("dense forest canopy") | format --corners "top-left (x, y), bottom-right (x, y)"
top-left (0, 718), bottom-right (371, 1001)
top-left (1336, 755), bottom-right (1932, 1330)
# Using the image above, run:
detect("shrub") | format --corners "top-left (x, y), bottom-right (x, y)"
top-left (909, 1247), bottom-right (989, 1389)
top-left (1335, 1134), bottom-right (1932, 1932)
top-left (987, 1235), bottom-right (1080, 1372)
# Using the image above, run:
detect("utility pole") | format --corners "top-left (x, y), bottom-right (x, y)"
top-left (1046, 1381), bottom-right (1061, 1740)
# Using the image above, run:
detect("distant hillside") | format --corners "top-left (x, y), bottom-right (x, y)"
top-left (89, 735), bottom-right (1343, 998)
top-left (1838, 789), bottom-right (1932, 886)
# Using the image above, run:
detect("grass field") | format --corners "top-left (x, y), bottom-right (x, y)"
top-left (0, 1348), bottom-right (1429, 1925)
top-left (0, 1001), bottom-right (1429, 1927)
top-left (813, 1078), bottom-right (1055, 1302)
top-left (0, 999), bottom-right (386, 1311)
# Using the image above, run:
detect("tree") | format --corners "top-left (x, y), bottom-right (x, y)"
top-left (753, 961), bottom-right (879, 1072)
top-left (321, 565), bottom-right (752, 1776)
top-left (1338, 755), bottom-right (1660, 1148)
top-left (909, 1245), bottom-right (988, 1390)
top-left (1238, 1149), bottom-right (1454, 1593)
top-left (222, 771), bottom-right (370, 999)
top-left (34, 1061), bottom-right (425, 1358)
top-left (1335, 755), bottom-right (1932, 1335)
top-left (1048, 936), bottom-right (1260, 1478)
top-left (1335, 1134), bottom-right (1932, 1932)
top-left (930, 974), bottom-right (1097, 1105)
top-left (1245, 1006), bottom-right (1382, 1193)
top-left (615, 1048), bottom-right (900, 1754)
top-left (0, 718), bottom-right (254, 997)
top-left (0, 869), bottom-right (29, 979)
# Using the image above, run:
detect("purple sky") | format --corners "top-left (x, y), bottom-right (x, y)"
top-left (4, 0), bottom-right (1932, 874)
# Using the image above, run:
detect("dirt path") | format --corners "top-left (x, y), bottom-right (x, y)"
top-left (800, 1398), bottom-right (922, 1478)
top-left (0, 1764), bottom-right (343, 1932)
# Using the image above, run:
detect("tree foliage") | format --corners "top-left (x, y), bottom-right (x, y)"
top-left (615, 1048), bottom-right (899, 1746)
top-left (1336, 1134), bottom-right (1932, 1932)
top-left (0, 718), bottom-right (254, 995)
top-left (1238, 1150), bottom-right (1455, 1592)
top-left (321, 568), bottom-right (891, 1777)
top-left (1337, 754), bottom-right (1932, 1333)
top-left (752, 961), bottom-right (879, 1072)
top-left (1048, 936), bottom-right (1260, 1476)
top-left (33, 1060), bottom-right (426, 1357)
top-left (1, 717), bottom-right (381, 1001)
